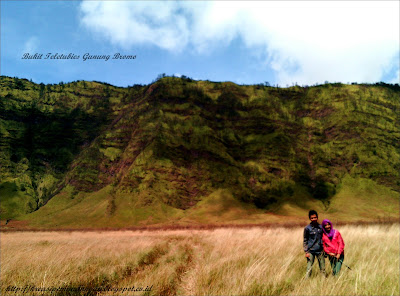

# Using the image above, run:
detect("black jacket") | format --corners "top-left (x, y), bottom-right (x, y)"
top-left (303, 223), bottom-right (323, 254)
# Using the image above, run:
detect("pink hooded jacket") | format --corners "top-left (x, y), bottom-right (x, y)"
top-left (322, 228), bottom-right (345, 255)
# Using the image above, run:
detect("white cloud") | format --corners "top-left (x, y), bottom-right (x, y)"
top-left (22, 36), bottom-right (39, 54)
top-left (80, 1), bottom-right (189, 51)
top-left (79, 1), bottom-right (399, 85)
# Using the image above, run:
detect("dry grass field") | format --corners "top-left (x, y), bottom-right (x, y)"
top-left (1, 223), bottom-right (399, 296)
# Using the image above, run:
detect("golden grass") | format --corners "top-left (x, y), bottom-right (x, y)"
top-left (1, 224), bottom-right (399, 296)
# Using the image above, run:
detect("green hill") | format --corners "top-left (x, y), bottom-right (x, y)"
top-left (0, 76), bottom-right (399, 228)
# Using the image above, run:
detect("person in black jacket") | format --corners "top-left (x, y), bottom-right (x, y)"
top-left (303, 210), bottom-right (326, 278)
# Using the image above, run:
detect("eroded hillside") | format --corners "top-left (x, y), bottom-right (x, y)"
top-left (1, 76), bottom-right (399, 227)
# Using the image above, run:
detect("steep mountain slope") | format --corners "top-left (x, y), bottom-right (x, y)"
top-left (0, 77), bottom-right (132, 217)
top-left (1, 76), bottom-right (399, 228)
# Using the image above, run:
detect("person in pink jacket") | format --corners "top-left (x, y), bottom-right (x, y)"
top-left (321, 219), bottom-right (345, 276)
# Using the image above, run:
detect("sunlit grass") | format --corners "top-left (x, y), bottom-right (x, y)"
top-left (1, 224), bottom-right (398, 295)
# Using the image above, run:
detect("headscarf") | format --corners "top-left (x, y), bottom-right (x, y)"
top-left (322, 219), bottom-right (335, 239)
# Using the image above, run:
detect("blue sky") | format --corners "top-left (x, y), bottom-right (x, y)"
top-left (1, 1), bottom-right (399, 87)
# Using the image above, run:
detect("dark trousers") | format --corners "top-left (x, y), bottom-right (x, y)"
top-left (328, 253), bottom-right (344, 275)
top-left (306, 252), bottom-right (326, 278)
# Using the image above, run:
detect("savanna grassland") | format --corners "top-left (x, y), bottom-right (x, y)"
top-left (1, 223), bottom-right (399, 296)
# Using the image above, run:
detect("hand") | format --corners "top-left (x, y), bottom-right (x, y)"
top-left (305, 253), bottom-right (310, 258)
top-left (336, 254), bottom-right (340, 259)
top-left (328, 252), bottom-right (335, 256)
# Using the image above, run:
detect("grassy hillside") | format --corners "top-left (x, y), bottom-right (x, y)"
top-left (0, 77), bottom-right (132, 219)
top-left (0, 76), bottom-right (399, 227)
